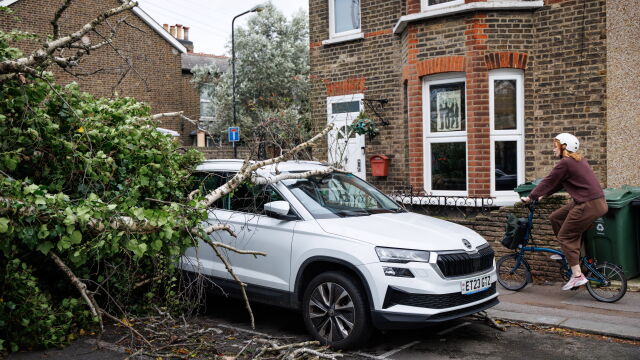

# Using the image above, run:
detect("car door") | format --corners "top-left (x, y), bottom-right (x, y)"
top-left (204, 176), bottom-right (297, 292)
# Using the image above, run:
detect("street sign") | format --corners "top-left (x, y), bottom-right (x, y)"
top-left (228, 127), bottom-right (240, 142)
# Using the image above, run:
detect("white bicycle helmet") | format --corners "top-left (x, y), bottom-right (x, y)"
top-left (555, 133), bottom-right (579, 152)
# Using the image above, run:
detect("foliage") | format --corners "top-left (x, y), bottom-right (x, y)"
top-left (0, 259), bottom-right (93, 351)
top-left (351, 112), bottom-right (379, 139)
top-left (191, 1), bottom-right (310, 149)
top-left (0, 28), bottom-right (206, 350)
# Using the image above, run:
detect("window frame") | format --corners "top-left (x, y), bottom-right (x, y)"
top-left (328, 0), bottom-right (362, 40)
top-left (199, 84), bottom-right (215, 121)
top-left (422, 73), bottom-right (468, 196)
top-left (489, 69), bottom-right (525, 198)
top-left (421, 0), bottom-right (464, 12)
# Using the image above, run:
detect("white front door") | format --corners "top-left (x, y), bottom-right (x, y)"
top-left (327, 95), bottom-right (366, 179)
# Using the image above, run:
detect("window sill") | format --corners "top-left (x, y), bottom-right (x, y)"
top-left (322, 32), bottom-right (364, 46)
top-left (394, 1), bottom-right (545, 34)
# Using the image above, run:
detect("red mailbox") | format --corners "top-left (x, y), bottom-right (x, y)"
top-left (370, 155), bottom-right (390, 177)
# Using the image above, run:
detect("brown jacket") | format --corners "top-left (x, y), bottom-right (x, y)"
top-left (530, 157), bottom-right (604, 203)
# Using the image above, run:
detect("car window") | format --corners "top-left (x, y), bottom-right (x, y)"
top-left (190, 172), bottom-right (226, 209)
top-left (284, 172), bottom-right (403, 219)
top-left (228, 181), bottom-right (286, 215)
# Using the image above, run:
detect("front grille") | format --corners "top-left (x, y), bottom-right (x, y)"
top-left (382, 283), bottom-right (496, 309)
top-left (437, 245), bottom-right (494, 278)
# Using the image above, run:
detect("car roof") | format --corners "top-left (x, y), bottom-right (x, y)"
top-left (195, 159), bottom-right (330, 176)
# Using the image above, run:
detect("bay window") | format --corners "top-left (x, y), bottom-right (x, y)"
top-left (423, 74), bottom-right (467, 195)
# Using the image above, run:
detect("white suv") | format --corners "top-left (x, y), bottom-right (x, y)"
top-left (181, 160), bottom-right (498, 349)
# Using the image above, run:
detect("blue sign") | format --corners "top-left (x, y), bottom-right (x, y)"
top-left (228, 127), bottom-right (240, 142)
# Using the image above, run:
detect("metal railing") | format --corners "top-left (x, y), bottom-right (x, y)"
top-left (389, 185), bottom-right (496, 218)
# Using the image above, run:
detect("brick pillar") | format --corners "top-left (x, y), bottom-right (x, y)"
top-left (464, 14), bottom-right (490, 197)
top-left (407, 0), bottom-right (421, 14)
top-left (404, 26), bottom-right (424, 189)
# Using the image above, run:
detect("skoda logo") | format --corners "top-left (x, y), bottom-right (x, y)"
top-left (462, 238), bottom-right (472, 249)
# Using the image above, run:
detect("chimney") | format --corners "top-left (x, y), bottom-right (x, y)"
top-left (163, 23), bottom-right (169, 32)
top-left (176, 24), bottom-right (183, 40)
top-left (168, 23), bottom-right (194, 53)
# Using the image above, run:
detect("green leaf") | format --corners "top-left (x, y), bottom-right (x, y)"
top-left (0, 218), bottom-right (9, 233)
top-left (36, 241), bottom-right (54, 255)
top-left (132, 208), bottom-right (144, 220)
top-left (23, 184), bottom-right (39, 194)
top-left (151, 239), bottom-right (162, 251)
top-left (57, 236), bottom-right (71, 250)
top-left (69, 230), bottom-right (82, 244)
top-left (37, 225), bottom-right (49, 239)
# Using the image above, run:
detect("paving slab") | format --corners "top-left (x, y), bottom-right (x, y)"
top-left (491, 283), bottom-right (640, 340)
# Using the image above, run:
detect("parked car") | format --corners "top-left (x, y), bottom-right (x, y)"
top-left (181, 160), bottom-right (498, 349)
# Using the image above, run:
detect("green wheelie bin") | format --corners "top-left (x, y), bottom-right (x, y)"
top-left (585, 186), bottom-right (640, 278)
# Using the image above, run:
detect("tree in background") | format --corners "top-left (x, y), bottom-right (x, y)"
top-left (192, 1), bottom-right (310, 156)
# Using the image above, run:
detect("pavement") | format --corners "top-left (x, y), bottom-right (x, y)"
top-left (488, 278), bottom-right (640, 341)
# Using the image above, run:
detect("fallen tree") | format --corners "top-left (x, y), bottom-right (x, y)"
top-left (0, 1), bottom-right (333, 353)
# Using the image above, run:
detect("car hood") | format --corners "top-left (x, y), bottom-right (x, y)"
top-left (315, 212), bottom-right (487, 251)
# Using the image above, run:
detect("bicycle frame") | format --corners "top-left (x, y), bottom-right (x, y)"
top-left (510, 202), bottom-right (607, 285)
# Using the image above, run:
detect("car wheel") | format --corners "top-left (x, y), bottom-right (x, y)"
top-left (302, 271), bottom-right (372, 349)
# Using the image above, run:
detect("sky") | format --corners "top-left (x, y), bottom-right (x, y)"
top-left (136, 0), bottom-right (309, 56)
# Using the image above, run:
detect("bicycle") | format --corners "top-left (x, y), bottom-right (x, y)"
top-left (496, 201), bottom-right (627, 303)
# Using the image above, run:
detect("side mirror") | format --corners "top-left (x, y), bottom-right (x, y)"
top-left (264, 201), bottom-right (297, 220)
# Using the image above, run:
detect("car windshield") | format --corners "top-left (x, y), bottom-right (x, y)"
top-left (282, 172), bottom-right (404, 219)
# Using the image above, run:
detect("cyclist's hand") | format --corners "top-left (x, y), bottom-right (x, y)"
top-left (520, 196), bottom-right (531, 204)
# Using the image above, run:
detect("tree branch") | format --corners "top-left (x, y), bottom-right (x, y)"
top-left (201, 236), bottom-right (256, 329)
top-left (200, 123), bottom-right (333, 208)
top-left (252, 167), bottom-right (336, 185)
top-left (0, 0), bottom-right (138, 77)
top-left (50, 252), bottom-right (103, 330)
top-left (51, 0), bottom-right (74, 39)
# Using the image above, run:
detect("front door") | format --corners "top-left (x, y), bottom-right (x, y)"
top-left (327, 95), bottom-right (366, 179)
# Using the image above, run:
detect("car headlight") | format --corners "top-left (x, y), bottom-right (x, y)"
top-left (375, 247), bottom-right (430, 263)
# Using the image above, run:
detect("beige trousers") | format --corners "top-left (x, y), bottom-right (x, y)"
top-left (549, 197), bottom-right (608, 266)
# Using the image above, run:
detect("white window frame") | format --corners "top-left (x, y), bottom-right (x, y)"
top-left (423, 73), bottom-right (468, 196)
top-left (489, 69), bottom-right (525, 200)
top-left (421, 0), bottom-right (464, 12)
top-left (328, 0), bottom-right (362, 40)
top-left (199, 84), bottom-right (215, 122)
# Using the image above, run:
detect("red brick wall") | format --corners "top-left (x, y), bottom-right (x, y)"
top-left (0, 0), bottom-right (201, 145)
top-left (310, 0), bottom-right (406, 192)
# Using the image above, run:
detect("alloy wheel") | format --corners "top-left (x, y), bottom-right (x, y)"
top-left (308, 282), bottom-right (355, 343)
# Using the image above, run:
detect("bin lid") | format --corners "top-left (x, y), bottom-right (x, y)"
top-left (603, 187), bottom-right (640, 208)
top-left (513, 178), bottom-right (543, 192)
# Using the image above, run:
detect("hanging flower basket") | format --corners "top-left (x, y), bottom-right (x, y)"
top-left (351, 111), bottom-right (379, 139)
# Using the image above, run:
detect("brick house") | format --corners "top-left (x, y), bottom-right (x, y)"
top-left (310, 0), bottom-right (639, 204)
top-left (0, 0), bottom-right (220, 146)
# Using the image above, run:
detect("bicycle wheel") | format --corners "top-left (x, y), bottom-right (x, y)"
top-left (586, 262), bottom-right (627, 303)
top-left (497, 254), bottom-right (530, 291)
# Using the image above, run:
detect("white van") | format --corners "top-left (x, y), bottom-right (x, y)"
top-left (181, 160), bottom-right (498, 349)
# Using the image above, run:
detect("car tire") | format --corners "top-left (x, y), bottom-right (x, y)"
top-left (301, 271), bottom-right (372, 349)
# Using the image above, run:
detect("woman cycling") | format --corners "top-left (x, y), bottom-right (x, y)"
top-left (521, 133), bottom-right (607, 290)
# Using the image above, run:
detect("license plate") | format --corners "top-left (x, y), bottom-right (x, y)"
top-left (461, 275), bottom-right (491, 295)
